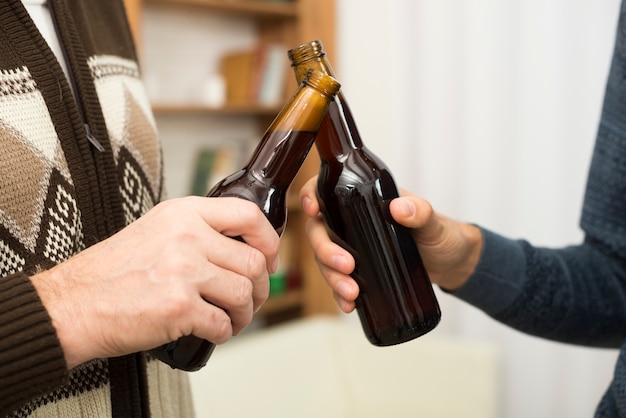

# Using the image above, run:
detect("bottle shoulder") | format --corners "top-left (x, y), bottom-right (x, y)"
top-left (320, 148), bottom-right (390, 179)
top-left (319, 156), bottom-right (399, 199)
top-left (358, 146), bottom-right (388, 170)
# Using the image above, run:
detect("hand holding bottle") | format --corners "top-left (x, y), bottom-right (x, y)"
top-left (149, 70), bottom-right (341, 371)
top-left (299, 177), bottom-right (484, 311)
top-left (290, 41), bottom-right (440, 345)
top-left (31, 196), bottom-right (280, 370)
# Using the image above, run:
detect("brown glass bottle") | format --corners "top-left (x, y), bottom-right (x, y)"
top-left (149, 70), bottom-right (341, 371)
top-left (288, 40), bottom-right (441, 346)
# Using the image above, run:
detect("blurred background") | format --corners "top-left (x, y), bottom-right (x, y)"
top-left (339, 1), bottom-right (620, 417)
top-left (339, 0), bottom-right (620, 418)
top-left (134, 0), bottom-right (623, 416)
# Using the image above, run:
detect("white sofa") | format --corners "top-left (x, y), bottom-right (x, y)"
top-left (189, 315), bottom-right (500, 418)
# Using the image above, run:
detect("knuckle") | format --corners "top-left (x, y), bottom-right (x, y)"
top-left (160, 289), bottom-right (193, 323)
top-left (231, 277), bottom-right (254, 308)
top-left (152, 199), bottom-right (200, 237)
top-left (174, 230), bottom-right (200, 249)
top-left (246, 249), bottom-right (266, 278)
top-left (269, 235), bottom-right (281, 258)
top-left (152, 198), bottom-right (181, 217)
top-left (257, 284), bottom-right (270, 306)
top-left (234, 310), bottom-right (254, 334)
top-left (236, 200), bottom-right (265, 225)
top-left (305, 218), bottom-right (325, 248)
top-left (420, 201), bottom-right (434, 219)
top-left (210, 312), bottom-right (233, 344)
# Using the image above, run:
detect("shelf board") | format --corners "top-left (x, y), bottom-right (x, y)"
top-left (151, 102), bottom-right (282, 116)
top-left (257, 289), bottom-right (303, 316)
top-left (145, 0), bottom-right (298, 19)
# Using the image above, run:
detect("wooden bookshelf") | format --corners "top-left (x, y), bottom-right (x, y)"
top-left (151, 102), bottom-right (283, 117)
top-left (258, 290), bottom-right (303, 316)
top-left (146, 0), bottom-right (298, 18)
top-left (124, 0), bottom-right (339, 323)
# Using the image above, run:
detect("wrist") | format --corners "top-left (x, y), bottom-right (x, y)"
top-left (438, 223), bottom-right (483, 291)
top-left (31, 265), bottom-right (89, 369)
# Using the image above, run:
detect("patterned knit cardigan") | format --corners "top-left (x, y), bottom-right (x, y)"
top-left (0, 1), bottom-right (193, 416)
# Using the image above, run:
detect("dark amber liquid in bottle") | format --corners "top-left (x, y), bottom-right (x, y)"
top-left (285, 39), bottom-right (443, 346)
top-left (149, 70), bottom-right (340, 371)
top-left (289, 40), bottom-right (441, 346)
top-left (317, 100), bottom-right (441, 346)
top-left (208, 130), bottom-right (319, 236)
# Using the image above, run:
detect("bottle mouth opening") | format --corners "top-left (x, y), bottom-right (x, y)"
top-left (303, 69), bottom-right (341, 96)
top-left (288, 40), bottom-right (326, 65)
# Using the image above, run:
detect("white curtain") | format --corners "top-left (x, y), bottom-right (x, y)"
top-left (338, 0), bottom-right (622, 416)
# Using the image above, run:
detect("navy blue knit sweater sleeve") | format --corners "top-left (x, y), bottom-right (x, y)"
top-left (453, 229), bottom-right (626, 348)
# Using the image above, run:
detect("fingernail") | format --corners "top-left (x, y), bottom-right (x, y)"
top-left (397, 198), bottom-right (415, 217)
top-left (301, 196), bottom-right (312, 210)
top-left (337, 280), bottom-right (353, 298)
top-left (331, 254), bottom-right (347, 269)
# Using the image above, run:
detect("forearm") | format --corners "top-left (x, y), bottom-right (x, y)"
top-left (450, 228), bottom-right (626, 348)
top-left (0, 273), bottom-right (68, 416)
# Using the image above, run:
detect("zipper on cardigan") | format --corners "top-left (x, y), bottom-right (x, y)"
top-left (46, 0), bottom-right (105, 153)
top-left (84, 123), bottom-right (104, 152)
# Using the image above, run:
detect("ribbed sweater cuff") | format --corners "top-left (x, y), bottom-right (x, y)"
top-left (446, 227), bottom-right (528, 316)
top-left (0, 273), bottom-right (68, 415)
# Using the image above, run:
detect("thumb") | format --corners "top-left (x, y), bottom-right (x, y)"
top-left (389, 195), bottom-right (434, 229)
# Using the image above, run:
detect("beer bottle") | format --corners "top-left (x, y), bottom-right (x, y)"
top-left (288, 40), bottom-right (441, 346)
top-left (149, 69), bottom-right (341, 371)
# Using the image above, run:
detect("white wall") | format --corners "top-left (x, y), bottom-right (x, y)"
top-left (336, 0), bottom-right (621, 417)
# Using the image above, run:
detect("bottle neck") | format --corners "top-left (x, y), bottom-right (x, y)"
top-left (246, 129), bottom-right (317, 187)
top-left (245, 82), bottom-right (331, 185)
top-left (293, 56), bottom-right (337, 84)
top-left (292, 57), bottom-right (364, 158)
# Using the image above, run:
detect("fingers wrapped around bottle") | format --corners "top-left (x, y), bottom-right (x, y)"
top-left (31, 196), bottom-right (280, 369)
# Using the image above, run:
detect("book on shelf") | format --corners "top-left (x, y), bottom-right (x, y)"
top-left (256, 43), bottom-right (287, 106)
top-left (189, 142), bottom-right (255, 196)
top-left (219, 42), bottom-right (288, 107)
top-left (189, 148), bottom-right (217, 196)
top-left (219, 49), bottom-right (257, 106)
